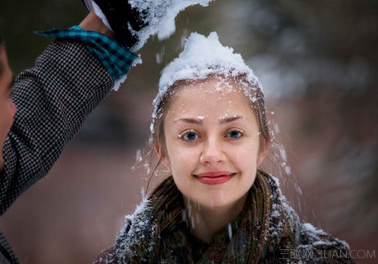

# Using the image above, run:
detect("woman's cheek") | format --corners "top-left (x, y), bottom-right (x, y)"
top-left (171, 147), bottom-right (198, 173)
top-left (234, 142), bottom-right (259, 163)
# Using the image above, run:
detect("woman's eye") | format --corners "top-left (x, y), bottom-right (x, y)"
top-left (227, 130), bottom-right (242, 139)
top-left (182, 131), bottom-right (199, 141)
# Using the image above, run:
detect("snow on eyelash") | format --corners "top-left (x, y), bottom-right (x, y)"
top-left (178, 130), bottom-right (197, 138)
top-left (226, 129), bottom-right (244, 137)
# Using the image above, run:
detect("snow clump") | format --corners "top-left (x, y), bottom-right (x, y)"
top-left (151, 32), bottom-right (264, 134)
top-left (87, 0), bottom-right (215, 51)
top-left (129, 0), bottom-right (215, 51)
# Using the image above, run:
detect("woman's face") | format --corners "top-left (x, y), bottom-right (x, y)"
top-left (161, 77), bottom-right (266, 209)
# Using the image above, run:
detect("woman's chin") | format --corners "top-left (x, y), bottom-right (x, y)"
top-left (184, 193), bottom-right (240, 210)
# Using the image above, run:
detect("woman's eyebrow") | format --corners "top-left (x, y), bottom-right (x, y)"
top-left (174, 116), bottom-right (246, 125)
top-left (219, 115), bottom-right (244, 125)
top-left (174, 118), bottom-right (203, 125)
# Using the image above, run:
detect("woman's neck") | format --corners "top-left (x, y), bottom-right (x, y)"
top-left (183, 194), bottom-right (248, 243)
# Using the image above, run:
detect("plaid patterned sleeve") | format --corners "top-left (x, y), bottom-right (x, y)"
top-left (0, 29), bottom-right (138, 264)
top-left (0, 39), bottom-right (118, 217)
top-left (35, 26), bottom-right (138, 81)
top-left (0, 231), bottom-right (18, 264)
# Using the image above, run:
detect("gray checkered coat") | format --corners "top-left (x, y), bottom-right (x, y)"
top-left (0, 39), bottom-right (117, 264)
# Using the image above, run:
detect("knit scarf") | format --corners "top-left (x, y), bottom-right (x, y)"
top-left (115, 170), bottom-right (303, 263)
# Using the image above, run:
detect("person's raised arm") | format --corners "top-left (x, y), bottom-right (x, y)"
top-left (0, 10), bottom-right (137, 216)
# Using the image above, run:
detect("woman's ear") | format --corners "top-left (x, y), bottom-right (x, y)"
top-left (257, 143), bottom-right (268, 167)
top-left (154, 144), bottom-right (171, 170)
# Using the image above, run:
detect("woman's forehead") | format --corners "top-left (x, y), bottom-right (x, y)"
top-left (168, 79), bottom-right (254, 117)
top-left (175, 76), bottom-right (246, 97)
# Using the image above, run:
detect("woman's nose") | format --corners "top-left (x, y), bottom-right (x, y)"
top-left (200, 138), bottom-right (226, 165)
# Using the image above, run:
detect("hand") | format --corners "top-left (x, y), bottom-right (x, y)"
top-left (79, 10), bottom-right (115, 39)
top-left (81, 0), bottom-right (215, 51)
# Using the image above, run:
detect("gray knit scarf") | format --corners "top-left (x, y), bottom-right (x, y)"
top-left (115, 170), bottom-right (355, 264)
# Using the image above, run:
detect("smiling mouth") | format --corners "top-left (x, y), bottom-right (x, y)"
top-left (194, 171), bottom-right (237, 185)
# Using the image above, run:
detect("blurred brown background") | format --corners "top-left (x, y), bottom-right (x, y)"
top-left (1, 0), bottom-right (377, 263)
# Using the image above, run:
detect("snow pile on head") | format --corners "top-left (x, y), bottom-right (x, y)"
top-left (129, 0), bottom-right (215, 51)
top-left (158, 32), bottom-right (262, 93)
top-left (151, 32), bottom-right (263, 133)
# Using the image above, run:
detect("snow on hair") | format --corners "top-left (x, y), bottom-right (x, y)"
top-left (151, 32), bottom-right (266, 134)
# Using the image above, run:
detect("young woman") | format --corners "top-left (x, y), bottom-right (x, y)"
top-left (94, 32), bottom-right (355, 263)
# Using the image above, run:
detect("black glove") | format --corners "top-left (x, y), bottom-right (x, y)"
top-left (81, 0), bottom-right (147, 49)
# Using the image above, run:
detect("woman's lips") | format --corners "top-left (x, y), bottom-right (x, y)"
top-left (194, 171), bottom-right (236, 185)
